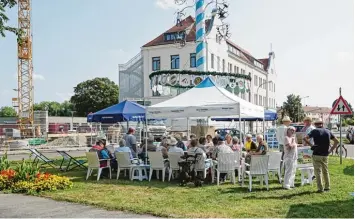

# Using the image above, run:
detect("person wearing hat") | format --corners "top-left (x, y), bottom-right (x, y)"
top-left (301, 116), bottom-right (315, 146)
top-left (276, 116), bottom-right (292, 158)
top-left (168, 136), bottom-right (184, 156)
top-left (303, 118), bottom-right (339, 193)
top-left (123, 127), bottom-right (137, 158)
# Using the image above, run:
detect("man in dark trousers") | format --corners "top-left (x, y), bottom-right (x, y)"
top-left (304, 119), bottom-right (339, 193)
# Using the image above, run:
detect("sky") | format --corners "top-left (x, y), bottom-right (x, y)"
top-left (0, 0), bottom-right (354, 109)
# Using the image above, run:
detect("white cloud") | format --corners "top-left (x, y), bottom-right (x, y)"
top-left (33, 73), bottom-right (45, 81)
top-left (155, 0), bottom-right (180, 10)
top-left (55, 92), bottom-right (73, 101)
top-left (335, 51), bottom-right (354, 63)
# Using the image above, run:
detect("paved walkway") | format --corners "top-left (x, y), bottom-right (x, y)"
top-left (0, 193), bottom-right (157, 218)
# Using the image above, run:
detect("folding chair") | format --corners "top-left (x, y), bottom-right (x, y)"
top-left (57, 150), bottom-right (87, 171)
top-left (29, 148), bottom-right (56, 168)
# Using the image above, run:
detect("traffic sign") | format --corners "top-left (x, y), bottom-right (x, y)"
top-left (330, 95), bottom-right (353, 115)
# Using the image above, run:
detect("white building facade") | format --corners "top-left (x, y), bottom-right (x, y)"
top-left (119, 16), bottom-right (277, 133)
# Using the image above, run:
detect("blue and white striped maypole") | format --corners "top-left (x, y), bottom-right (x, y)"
top-left (195, 0), bottom-right (205, 71)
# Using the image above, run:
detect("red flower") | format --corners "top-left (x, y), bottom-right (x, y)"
top-left (0, 169), bottom-right (16, 179)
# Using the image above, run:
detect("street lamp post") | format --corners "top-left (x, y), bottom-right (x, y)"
top-left (298, 96), bottom-right (309, 122)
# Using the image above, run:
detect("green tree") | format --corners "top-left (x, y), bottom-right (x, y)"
top-left (33, 101), bottom-right (74, 116)
top-left (70, 77), bottom-right (119, 116)
top-left (0, 0), bottom-right (18, 37)
top-left (0, 106), bottom-right (17, 117)
top-left (282, 94), bottom-right (304, 122)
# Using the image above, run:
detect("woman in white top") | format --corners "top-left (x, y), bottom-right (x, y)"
top-left (283, 126), bottom-right (298, 189)
top-left (225, 134), bottom-right (233, 147)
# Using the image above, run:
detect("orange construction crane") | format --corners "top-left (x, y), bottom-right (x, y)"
top-left (17, 0), bottom-right (34, 137)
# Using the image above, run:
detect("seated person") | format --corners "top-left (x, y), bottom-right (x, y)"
top-left (156, 138), bottom-right (169, 159)
top-left (115, 139), bottom-right (133, 160)
top-left (211, 136), bottom-right (233, 182)
top-left (174, 134), bottom-right (187, 151)
top-left (231, 137), bottom-right (242, 152)
top-left (168, 137), bottom-right (184, 156)
top-left (250, 134), bottom-right (268, 155)
top-left (243, 134), bottom-right (257, 152)
top-left (89, 139), bottom-right (111, 168)
top-left (187, 139), bottom-right (210, 170)
top-left (245, 134), bottom-right (268, 164)
top-left (198, 136), bottom-right (207, 152)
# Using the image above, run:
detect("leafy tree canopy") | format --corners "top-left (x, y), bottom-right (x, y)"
top-left (33, 101), bottom-right (74, 116)
top-left (70, 77), bottom-right (119, 117)
top-left (0, 106), bottom-right (16, 117)
top-left (282, 94), bottom-right (304, 122)
top-left (0, 0), bottom-right (18, 37)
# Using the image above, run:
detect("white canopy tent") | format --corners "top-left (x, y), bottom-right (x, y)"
top-left (143, 76), bottom-right (264, 164)
top-left (146, 77), bottom-right (264, 120)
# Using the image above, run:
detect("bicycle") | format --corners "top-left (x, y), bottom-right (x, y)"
top-left (330, 143), bottom-right (348, 158)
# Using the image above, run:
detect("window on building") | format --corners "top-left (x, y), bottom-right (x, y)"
top-left (229, 63), bottom-right (232, 73)
top-left (222, 59), bottom-right (225, 72)
top-left (234, 66), bottom-right (237, 73)
top-left (259, 78), bottom-right (262, 87)
top-left (269, 82), bottom-right (272, 91)
top-left (189, 53), bottom-right (196, 68)
top-left (262, 79), bottom-right (266, 89)
top-left (211, 53), bottom-right (214, 69)
top-left (254, 75), bottom-right (258, 86)
top-left (217, 56), bottom-right (220, 71)
top-left (263, 97), bottom-right (266, 107)
top-left (259, 95), bottom-right (262, 106)
top-left (164, 32), bottom-right (184, 41)
top-left (171, 55), bottom-right (180, 69)
top-left (274, 83), bottom-right (275, 92)
top-left (227, 62), bottom-right (230, 72)
top-left (152, 57), bottom-right (160, 71)
top-left (254, 94), bottom-right (258, 105)
top-left (237, 67), bottom-right (240, 74)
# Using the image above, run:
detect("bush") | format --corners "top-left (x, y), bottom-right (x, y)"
top-left (0, 159), bottom-right (73, 194)
top-left (0, 153), bottom-right (10, 171)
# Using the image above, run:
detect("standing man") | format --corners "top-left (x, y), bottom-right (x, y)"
top-left (124, 127), bottom-right (137, 158)
top-left (303, 119), bottom-right (339, 193)
top-left (276, 116), bottom-right (291, 159)
top-left (301, 116), bottom-right (315, 146)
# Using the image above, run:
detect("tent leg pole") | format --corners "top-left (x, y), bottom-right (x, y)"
top-left (145, 117), bottom-right (148, 165)
top-left (187, 117), bottom-right (190, 138)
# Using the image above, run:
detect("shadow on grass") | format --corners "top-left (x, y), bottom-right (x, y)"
top-left (286, 199), bottom-right (354, 218)
top-left (343, 164), bottom-right (354, 176)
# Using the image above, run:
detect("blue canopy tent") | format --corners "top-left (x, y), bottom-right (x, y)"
top-left (211, 110), bottom-right (277, 122)
top-left (87, 100), bottom-right (145, 123)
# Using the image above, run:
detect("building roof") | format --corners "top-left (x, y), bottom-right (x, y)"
top-left (142, 16), bottom-right (269, 70)
top-left (303, 106), bottom-right (332, 114)
top-left (258, 58), bottom-right (269, 71)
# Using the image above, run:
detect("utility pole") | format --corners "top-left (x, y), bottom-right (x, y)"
top-left (339, 87), bottom-right (343, 164)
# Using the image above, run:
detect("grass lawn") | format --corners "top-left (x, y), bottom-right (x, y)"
top-left (20, 156), bottom-right (355, 218)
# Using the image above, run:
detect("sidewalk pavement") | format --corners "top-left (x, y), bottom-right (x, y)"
top-left (0, 193), bottom-right (157, 218)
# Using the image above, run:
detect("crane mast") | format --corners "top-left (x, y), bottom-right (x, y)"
top-left (17, 0), bottom-right (33, 137)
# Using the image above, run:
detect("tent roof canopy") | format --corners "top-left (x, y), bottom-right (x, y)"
top-left (88, 100), bottom-right (145, 123)
top-left (211, 109), bottom-right (278, 122)
top-left (146, 77), bottom-right (264, 119)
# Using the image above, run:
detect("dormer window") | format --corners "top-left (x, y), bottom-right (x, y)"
top-left (164, 32), bottom-right (185, 41)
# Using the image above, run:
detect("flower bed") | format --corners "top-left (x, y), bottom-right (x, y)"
top-left (0, 154), bottom-right (73, 194)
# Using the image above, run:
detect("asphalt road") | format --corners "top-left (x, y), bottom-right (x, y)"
top-left (0, 193), bottom-right (157, 218)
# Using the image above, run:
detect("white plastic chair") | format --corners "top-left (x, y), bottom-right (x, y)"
top-left (267, 152), bottom-right (282, 184)
top-left (115, 152), bottom-right (135, 180)
top-left (187, 152), bottom-right (210, 179)
top-left (216, 153), bottom-right (236, 186)
top-left (148, 152), bottom-right (167, 182)
top-left (168, 152), bottom-right (182, 181)
top-left (234, 151), bottom-right (242, 182)
top-left (85, 152), bottom-right (111, 181)
top-left (242, 155), bottom-right (269, 192)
